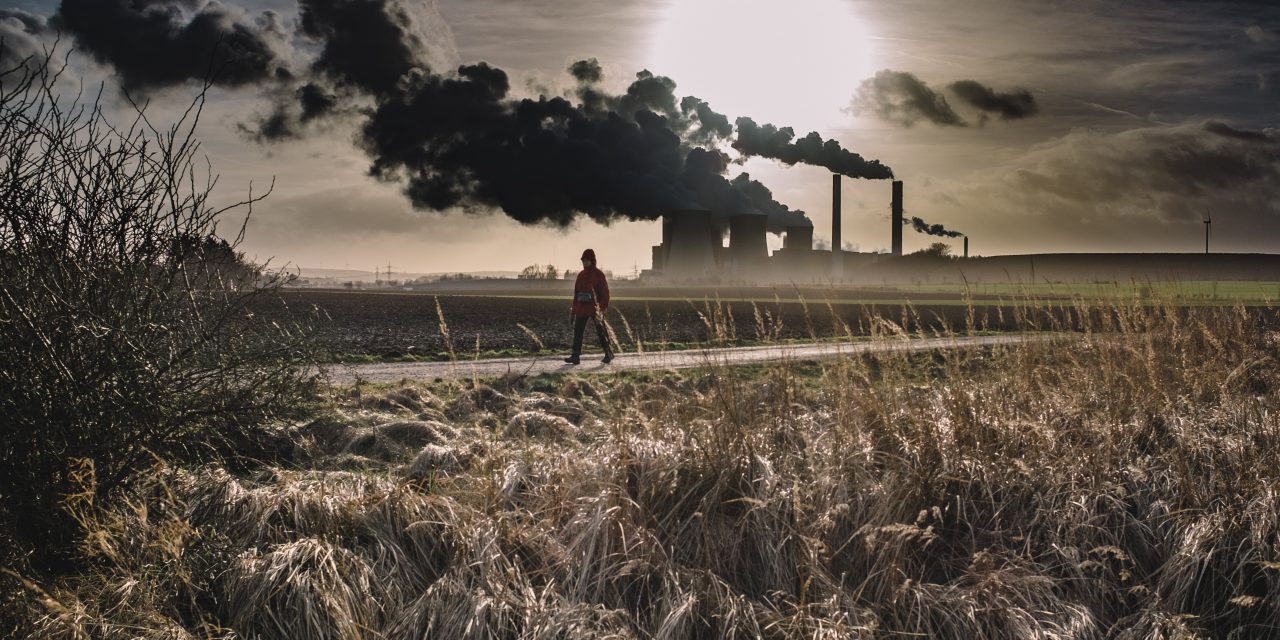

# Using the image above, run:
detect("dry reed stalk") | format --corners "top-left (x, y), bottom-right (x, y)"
top-left (434, 296), bottom-right (455, 360)
top-left (515, 323), bottom-right (545, 352)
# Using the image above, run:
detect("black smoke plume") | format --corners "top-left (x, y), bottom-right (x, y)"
top-left (730, 173), bottom-right (809, 229)
top-left (948, 80), bottom-right (1038, 122)
top-left (248, 82), bottom-right (340, 142)
top-left (677, 148), bottom-right (810, 229)
top-left (904, 216), bottom-right (963, 238)
top-left (680, 96), bottom-right (732, 145)
top-left (54, 0), bottom-right (289, 91)
top-left (297, 0), bottom-right (429, 97)
top-left (359, 64), bottom-right (816, 231)
top-left (568, 58), bottom-right (603, 84)
top-left (732, 117), bottom-right (894, 179)
top-left (247, 0), bottom-right (442, 140)
top-left (46, 0), bottom-right (890, 232)
top-left (853, 70), bottom-right (965, 127)
top-left (362, 64), bottom-right (691, 226)
top-left (855, 69), bottom-right (1039, 128)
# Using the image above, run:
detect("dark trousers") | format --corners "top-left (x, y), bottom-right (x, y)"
top-left (571, 315), bottom-right (611, 356)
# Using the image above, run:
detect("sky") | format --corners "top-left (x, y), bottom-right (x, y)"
top-left (2, 0), bottom-right (1278, 273)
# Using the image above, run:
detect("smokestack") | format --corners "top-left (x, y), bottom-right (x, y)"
top-left (831, 174), bottom-right (841, 253)
top-left (891, 180), bottom-right (903, 257)
top-left (832, 173), bottom-right (843, 277)
top-left (963, 235), bottom-right (969, 258)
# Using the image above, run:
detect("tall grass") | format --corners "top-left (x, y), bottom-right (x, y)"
top-left (8, 292), bottom-right (1280, 638)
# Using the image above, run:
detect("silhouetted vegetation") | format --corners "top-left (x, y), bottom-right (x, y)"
top-left (0, 54), bottom-right (318, 576)
top-left (909, 241), bottom-right (955, 259)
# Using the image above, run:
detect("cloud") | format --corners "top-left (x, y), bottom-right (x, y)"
top-left (947, 80), bottom-right (1038, 122)
top-left (995, 120), bottom-right (1279, 224)
top-left (53, 0), bottom-right (291, 92)
top-left (1245, 25), bottom-right (1273, 43)
top-left (852, 69), bottom-right (965, 127)
top-left (903, 118), bottom-right (1280, 254)
top-left (1103, 59), bottom-right (1206, 91)
top-left (0, 9), bottom-right (50, 73)
top-left (853, 69), bottom-right (1039, 128)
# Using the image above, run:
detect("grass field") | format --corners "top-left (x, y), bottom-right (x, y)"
top-left (13, 294), bottom-right (1280, 638)
top-left (268, 282), bottom-right (1280, 361)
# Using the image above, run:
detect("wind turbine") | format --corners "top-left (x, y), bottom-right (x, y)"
top-left (1203, 211), bottom-right (1212, 254)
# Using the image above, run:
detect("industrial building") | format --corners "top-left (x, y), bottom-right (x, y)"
top-left (647, 176), bottom-right (921, 283)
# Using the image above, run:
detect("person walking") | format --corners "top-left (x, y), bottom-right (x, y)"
top-left (565, 248), bottom-right (614, 364)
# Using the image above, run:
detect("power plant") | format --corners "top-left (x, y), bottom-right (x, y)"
top-left (647, 176), bottom-right (919, 283)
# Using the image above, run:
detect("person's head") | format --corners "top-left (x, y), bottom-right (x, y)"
top-left (580, 248), bottom-right (596, 269)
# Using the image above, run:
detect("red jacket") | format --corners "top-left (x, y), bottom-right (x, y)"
top-left (571, 267), bottom-right (609, 318)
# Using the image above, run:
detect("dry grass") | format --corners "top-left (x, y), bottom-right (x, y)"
top-left (8, 295), bottom-right (1280, 638)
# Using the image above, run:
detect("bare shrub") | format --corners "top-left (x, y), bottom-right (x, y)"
top-left (0, 54), bottom-right (317, 568)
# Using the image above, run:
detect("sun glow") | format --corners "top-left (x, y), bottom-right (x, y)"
top-left (647, 0), bottom-right (875, 134)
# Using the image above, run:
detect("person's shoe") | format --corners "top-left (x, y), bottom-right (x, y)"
top-left (563, 356), bottom-right (580, 364)
top-left (601, 353), bottom-right (614, 364)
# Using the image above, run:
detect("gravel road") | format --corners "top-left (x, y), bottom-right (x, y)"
top-left (323, 334), bottom-right (1047, 384)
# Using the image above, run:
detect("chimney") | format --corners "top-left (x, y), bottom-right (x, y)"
top-left (891, 180), bottom-right (903, 257)
top-left (963, 235), bottom-right (969, 258)
top-left (832, 174), bottom-right (842, 276)
top-left (831, 174), bottom-right (841, 250)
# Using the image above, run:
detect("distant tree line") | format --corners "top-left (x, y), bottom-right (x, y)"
top-left (518, 264), bottom-right (564, 280)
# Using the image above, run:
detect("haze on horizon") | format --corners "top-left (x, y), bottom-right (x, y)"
top-left (4, 0), bottom-right (1277, 273)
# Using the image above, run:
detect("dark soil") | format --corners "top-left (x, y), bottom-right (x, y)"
top-left (259, 290), bottom-right (1035, 359)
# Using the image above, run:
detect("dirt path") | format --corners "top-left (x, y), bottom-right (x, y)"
top-left (324, 334), bottom-right (1049, 384)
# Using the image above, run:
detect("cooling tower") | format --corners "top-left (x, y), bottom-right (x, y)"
top-left (784, 225), bottom-right (813, 250)
top-left (729, 213), bottom-right (768, 262)
top-left (651, 245), bottom-right (665, 271)
top-left (728, 213), bottom-right (769, 279)
top-left (891, 180), bottom-right (903, 257)
top-left (663, 209), bottom-right (716, 275)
